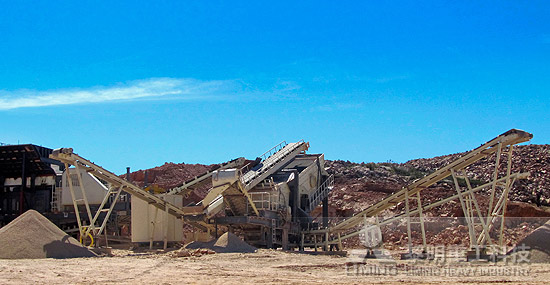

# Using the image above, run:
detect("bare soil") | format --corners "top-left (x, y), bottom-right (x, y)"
top-left (0, 249), bottom-right (548, 284)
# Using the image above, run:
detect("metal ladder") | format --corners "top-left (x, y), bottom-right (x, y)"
top-left (50, 187), bottom-right (60, 212)
top-left (50, 148), bottom-right (215, 242)
top-left (307, 174), bottom-right (335, 212)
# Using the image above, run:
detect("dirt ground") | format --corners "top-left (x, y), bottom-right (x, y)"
top-left (1, 249), bottom-right (549, 284)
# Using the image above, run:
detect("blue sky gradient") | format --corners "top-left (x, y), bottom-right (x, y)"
top-left (1, 1), bottom-right (549, 173)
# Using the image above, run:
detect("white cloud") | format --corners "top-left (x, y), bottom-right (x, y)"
top-left (0, 78), bottom-right (236, 110)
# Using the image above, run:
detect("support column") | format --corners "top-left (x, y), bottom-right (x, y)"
top-left (324, 231), bottom-right (329, 251)
top-left (404, 189), bottom-right (413, 254)
top-left (286, 170), bottom-right (299, 223)
top-left (282, 228), bottom-right (289, 250)
top-left (267, 227), bottom-right (273, 249)
top-left (30, 173), bottom-right (36, 210)
top-left (452, 169), bottom-right (480, 249)
top-left (20, 151), bottom-right (26, 215)
top-left (65, 165), bottom-right (84, 240)
top-left (74, 163), bottom-right (93, 228)
top-left (499, 145), bottom-right (514, 246)
top-left (0, 175), bottom-right (4, 214)
top-left (322, 196), bottom-right (329, 229)
top-left (416, 192), bottom-right (427, 250)
top-left (313, 234), bottom-right (318, 252)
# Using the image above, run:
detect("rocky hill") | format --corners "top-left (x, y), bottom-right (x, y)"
top-left (404, 144), bottom-right (550, 204)
top-left (126, 162), bottom-right (210, 190)
top-left (125, 162), bottom-right (213, 203)
top-left (126, 144), bottom-right (550, 217)
top-left (124, 144), bottom-right (550, 247)
top-left (325, 144), bottom-right (550, 219)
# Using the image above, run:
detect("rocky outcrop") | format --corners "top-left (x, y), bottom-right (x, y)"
top-left (125, 162), bottom-right (212, 204)
top-left (126, 144), bottom-right (550, 248)
top-left (127, 145), bottom-right (550, 218)
top-left (403, 144), bottom-right (550, 205)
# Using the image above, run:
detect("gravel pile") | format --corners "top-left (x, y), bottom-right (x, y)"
top-left (185, 232), bottom-right (257, 253)
top-left (213, 232), bottom-right (257, 253)
top-left (507, 219), bottom-right (550, 263)
top-left (0, 210), bottom-right (96, 259)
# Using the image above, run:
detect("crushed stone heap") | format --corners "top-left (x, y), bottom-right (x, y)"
top-left (213, 232), bottom-right (257, 253)
top-left (185, 232), bottom-right (257, 253)
top-left (508, 219), bottom-right (550, 263)
top-left (0, 210), bottom-right (96, 259)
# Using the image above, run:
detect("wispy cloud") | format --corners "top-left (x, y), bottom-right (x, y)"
top-left (0, 78), bottom-right (237, 110)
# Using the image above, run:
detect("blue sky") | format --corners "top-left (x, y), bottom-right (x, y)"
top-left (1, 1), bottom-right (549, 174)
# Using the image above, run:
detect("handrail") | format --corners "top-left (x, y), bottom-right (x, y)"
top-left (259, 141), bottom-right (287, 161)
top-left (240, 141), bottom-right (305, 186)
top-left (250, 192), bottom-right (272, 210)
top-left (308, 174), bottom-right (335, 212)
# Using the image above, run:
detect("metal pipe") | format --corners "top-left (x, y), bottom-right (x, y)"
top-left (126, 167), bottom-right (131, 182)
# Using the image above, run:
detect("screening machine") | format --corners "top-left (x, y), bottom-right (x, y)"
top-left (50, 140), bottom-right (333, 248)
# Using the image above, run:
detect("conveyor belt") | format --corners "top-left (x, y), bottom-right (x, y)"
top-left (302, 129), bottom-right (533, 248)
top-left (50, 148), bottom-right (213, 232)
top-left (241, 141), bottom-right (309, 190)
top-left (167, 157), bottom-right (246, 196)
top-left (329, 129), bottom-right (532, 232)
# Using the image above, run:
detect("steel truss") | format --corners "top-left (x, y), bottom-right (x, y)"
top-left (51, 148), bottom-right (213, 246)
top-left (302, 129), bottom-right (533, 255)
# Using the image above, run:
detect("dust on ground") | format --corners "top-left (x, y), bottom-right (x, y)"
top-left (0, 249), bottom-right (549, 284)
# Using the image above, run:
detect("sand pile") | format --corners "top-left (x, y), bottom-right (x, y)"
top-left (507, 219), bottom-right (550, 263)
top-left (214, 232), bottom-right (257, 253)
top-left (185, 232), bottom-right (257, 253)
top-left (0, 210), bottom-right (96, 259)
